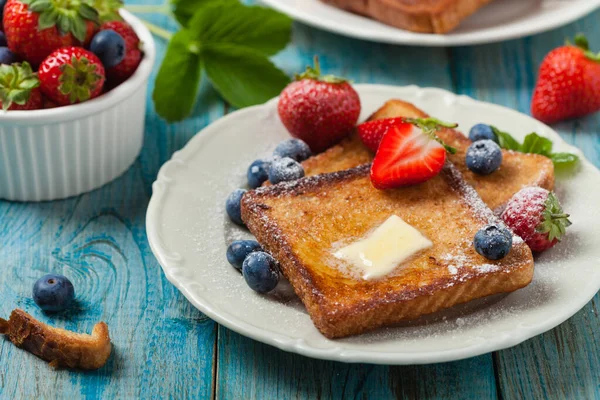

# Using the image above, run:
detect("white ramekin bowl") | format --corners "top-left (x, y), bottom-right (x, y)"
top-left (0, 10), bottom-right (156, 201)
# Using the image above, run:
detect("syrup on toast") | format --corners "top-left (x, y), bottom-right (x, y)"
top-left (242, 163), bottom-right (534, 338)
top-left (302, 100), bottom-right (555, 213)
top-left (320, 0), bottom-right (494, 33)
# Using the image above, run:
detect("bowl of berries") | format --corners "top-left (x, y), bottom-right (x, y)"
top-left (0, 1), bottom-right (155, 201)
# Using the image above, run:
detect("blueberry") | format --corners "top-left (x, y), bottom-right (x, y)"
top-left (268, 157), bottom-right (305, 184)
top-left (226, 240), bottom-right (262, 270)
top-left (242, 251), bottom-right (279, 293)
top-left (0, 32), bottom-right (6, 47)
top-left (273, 139), bottom-right (312, 162)
top-left (466, 140), bottom-right (503, 175)
top-left (0, 47), bottom-right (16, 65)
top-left (247, 159), bottom-right (272, 189)
top-left (474, 224), bottom-right (513, 260)
top-left (33, 274), bottom-right (75, 312)
top-left (226, 189), bottom-right (246, 225)
top-left (89, 30), bottom-right (126, 68)
top-left (469, 124), bottom-right (498, 143)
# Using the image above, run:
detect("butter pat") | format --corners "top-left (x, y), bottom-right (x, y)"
top-left (333, 215), bottom-right (433, 279)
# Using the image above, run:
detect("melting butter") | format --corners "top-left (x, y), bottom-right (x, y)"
top-left (333, 215), bottom-right (432, 279)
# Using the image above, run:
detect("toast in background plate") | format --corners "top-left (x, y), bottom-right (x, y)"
top-left (320, 0), bottom-right (494, 33)
top-left (242, 163), bottom-right (534, 338)
top-left (302, 99), bottom-right (555, 213)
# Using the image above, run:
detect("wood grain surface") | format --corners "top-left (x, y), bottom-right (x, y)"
top-left (0, 0), bottom-right (597, 398)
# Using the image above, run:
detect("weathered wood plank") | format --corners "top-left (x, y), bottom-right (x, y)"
top-left (215, 20), bottom-right (498, 400)
top-left (451, 11), bottom-right (600, 400)
top-left (0, 2), bottom-right (223, 398)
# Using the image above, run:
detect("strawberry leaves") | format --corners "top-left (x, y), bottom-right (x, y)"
top-left (0, 62), bottom-right (40, 110)
top-left (22, 0), bottom-right (99, 42)
top-left (152, 1), bottom-right (292, 122)
top-left (537, 192), bottom-right (572, 242)
top-left (491, 126), bottom-right (579, 168)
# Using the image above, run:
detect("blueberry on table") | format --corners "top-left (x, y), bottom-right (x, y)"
top-left (226, 189), bottom-right (246, 225)
top-left (33, 274), bottom-right (75, 312)
top-left (247, 159), bottom-right (271, 189)
top-left (242, 252), bottom-right (279, 293)
top-left (0, 47), bottom-right (16, 65)
top-left (474, 224), bottom-right (513, 260)
top-left (469, 124), bottom-right (498, 143)
top-left (273, 139), bottom-right (312, 162)
top-left (466, 140), bottom-right (503, 175)
top-left (268, 157), bottom-right (305, 184)
top-left (89, 30), bottom-right (126, 69)
top-left (227, 240), bottom-right (262, 270)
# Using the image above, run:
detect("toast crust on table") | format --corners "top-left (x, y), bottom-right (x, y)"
top-left (242, 164), bottom-right (534, 338)
top-left (320, 0), bottom-right (494, 33)
top-left (302, 99), bottom-right (555, 213)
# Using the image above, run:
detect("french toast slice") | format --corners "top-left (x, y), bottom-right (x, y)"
top-left (242, 163), bottom-right (534, 338)
top-left (320, 0), bottom-right (494, 33)
top-left (302, 100), bottom-right (555, 213)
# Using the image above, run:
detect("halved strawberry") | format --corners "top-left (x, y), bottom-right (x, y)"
top-left (357, 117), bottom-right (404, 152)
top-left (370, 118), bottom-right (457, 189)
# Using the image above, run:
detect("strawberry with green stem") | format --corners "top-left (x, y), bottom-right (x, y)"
top-left (0, 62), bottom-right (42, 110)
top-left (3, 0), bottom-right (100, 65)
top-left (38, 46), bottom-right (105, 105)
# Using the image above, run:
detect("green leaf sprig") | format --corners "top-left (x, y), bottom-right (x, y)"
top-left (490, 126), bottom-right (579, 168)
top-left (136, 0), bottom-right (292, 122)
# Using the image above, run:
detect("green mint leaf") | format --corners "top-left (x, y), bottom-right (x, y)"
top-left (171, 0), bottom-right (237, 27)
top-left (153, 30), bottom-right (202, 122)
top-left (188, 2), bottom-right (292, 56)
top-left (202, 44), bottom-right (290, 109)
top-left (521, 132), bottom-right (553, 156)
top-left (491, 126), bottom-right (521, 151)
top-left (550, 152), bottom-right (580, 167)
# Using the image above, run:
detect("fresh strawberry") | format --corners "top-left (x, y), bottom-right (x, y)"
top-left (101, 20), bottom-right (141, 84)
top-left (38, 47), bottom-right (105, 106)
top-left (357, 117), bottom-right (405, 152)
top-left (501, 187), bottom-right (571, 252)
top-left (0, 62), bottom-right (42, 110)
top-left (370, 118), bottom-right (457, 189)
top-left (91, 0), bottom-right (123, 23)
top-left (278, 57), bottom-right (360, 153)
top-left (3, 0), bottom-right (99, 66)
top-left (531, 34), bottom-right (600, 124)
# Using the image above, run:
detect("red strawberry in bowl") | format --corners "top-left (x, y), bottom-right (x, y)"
top-left (38, 47), bottom-right (105, 106)
top-left (3, 0), bottom-right (99, 66)
top-left (278, 57), bottom-right (361, 153)
top-left (531, 34), bottom-right (600, 124)
top-left (0, 62), bottom-right (42, 110)
top-left (370, 118), bottom-right (457, 190)
top-left (357, 117), bottom-right (405, 152)
top-left (501, 187), bottom-right (571, 252)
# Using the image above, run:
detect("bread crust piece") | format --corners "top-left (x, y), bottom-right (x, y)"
top-left (242, 164), bottom-right (534, 338)
top-left (302, 99), bottom-right (555, 214)
top-left (320, 0), bottom-right (494, 33)
top-left (0, 309), bottom-right (111, 370)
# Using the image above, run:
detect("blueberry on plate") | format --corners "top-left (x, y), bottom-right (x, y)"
top-left (273, 139), bottom-right (312, 162)
top-left (226, 189), bottom-right (246, 225)
top-left (466, 140), bottom-right (503, 175)
top-left (469, 124), bottom-right (498, 143)
top-left (242, 251), bottom-right (279, 293)
top-left (226, 240), bottom-right (262, 270)
top-left (474, 224), bottom-right (513, 260)
top-left (0, 47), bottom-right (16, 65)
top-left (268, 157), bottom-right (305, 184)
top-left (247, 159), bottom-right (272, 189)
top-left (89, 30), bottom-right (126, 68)
top-left (33, 274), bottom-right (75, 312)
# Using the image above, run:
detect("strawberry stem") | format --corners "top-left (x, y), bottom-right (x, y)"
top-left (568, 34), bottom-right (600, 62)
top-left (124, 4), bottom-right (171, 15)
top-left (403, 117), bottom-right (458, 154)
top-left (141, 20), bottom-right (173, 41)
top-left (294, 56), bottom-right (348, 83)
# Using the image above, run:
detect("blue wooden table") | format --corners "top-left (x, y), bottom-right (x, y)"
top-left (1, 1), bottom-right (599, 398)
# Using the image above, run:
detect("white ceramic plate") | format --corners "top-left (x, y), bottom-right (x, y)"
top-left (147, 85), bottom-right (600, 365)
top-left (259, 0), bottom-right (600, 46)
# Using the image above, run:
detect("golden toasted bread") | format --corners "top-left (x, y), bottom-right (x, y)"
top-left (320, 0), bottom-right (493, 33)
top-left (242, 164), bottom-right (534, 338)
top-left (302, 100), bottom-right (555, 213)
top-left (0, 309), bottom-right (111, 370)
